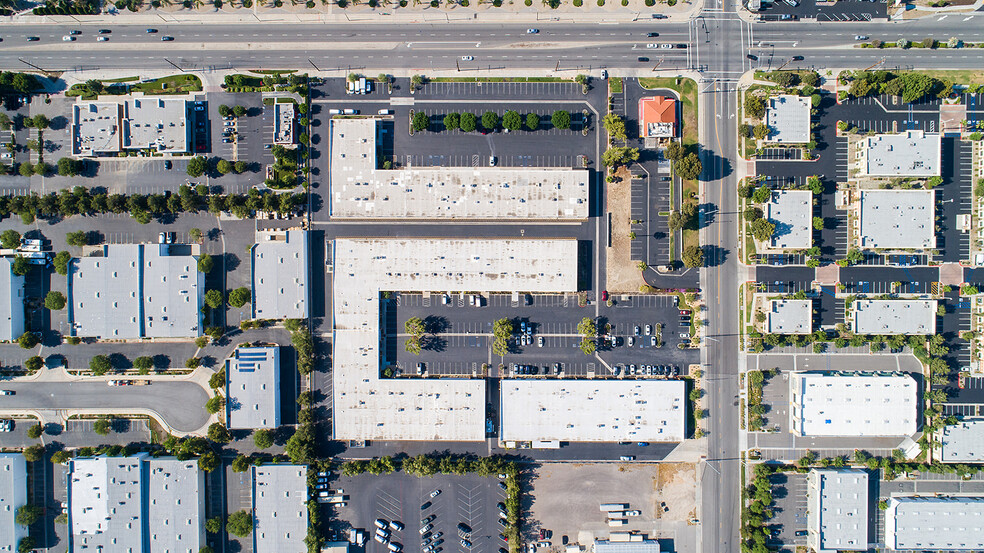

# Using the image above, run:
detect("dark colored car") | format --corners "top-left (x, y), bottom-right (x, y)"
top-left (27, 36), bottom-right (40, 41)
top-left (647, 32), bottom-right (659, 37)
top-left (792, 55), bottom-right (804, 61)
top-left (747, 54), bottom-right (758, 61)
top-left (99, 29), bottom-right (112, 33)
top-left (637, 57), bottom-right (649, 62)
top-left (161, 36), bottom-right (174, 41)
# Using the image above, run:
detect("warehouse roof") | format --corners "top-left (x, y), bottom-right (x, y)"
top-left (852, 299), bottom-right (936, 335)
top-left (329, 118), bottom-right (589, 219)
top-left (594, 540), bottom-right (661, 553)
top-left (252, 229), bottom-right (309, 320)
top-left (0, 258), bottom-right (25, 341)
top-left (807, 469), bottom-right (869, 552)
top-left (940, 419), bottom-right (984, 462)
top-left (885, 496), bottom-right (984, 550)
top-left (500, 380), bottom-right (686, 442)
top-left (253, 465), bottom-right (308, 553)
top-left (857, 130), bottom-right (941, 177)
top-left (767, 299), bottom-right (812, 335)
top-left (766, 189), bottom-right (812, 249)
top-left (69, 244), bottom-right (203, 339)
top-left (72, 102), bottom-right (122, 156)
top-left (226, 346), bottom-right (281, 430)
top-left (332, 238), bottom-right (578, 441)
top-left (148, 458), bottom-right (206, 553)
top-left (789, 371), bottom-right (917, 437)
top-left (0, 454), bottom-right (27, 553)
top-left (122, 97), bottom-right (189, 153)
top-left (859, 190), bottom-right (936, 250)
top-left (765, 95), bottom-right (811, 143)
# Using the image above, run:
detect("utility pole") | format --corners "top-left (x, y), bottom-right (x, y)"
top-left (163, 58), bottom-right (184, 72)
top-left (308, 59), bottom-right (321, 71)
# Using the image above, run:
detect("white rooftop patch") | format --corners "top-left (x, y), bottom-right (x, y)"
top-left (499, 380), bottom-right (686, 442)
top-left (0, 454), bottom-right (27, 553)
top-left (858, 190), bottom-right (936, 250)
top-left (226, 346), bottom-right (281, 430)
top-left (765, 95), bottom-right (811, 144)
top-left (72, 96), bottom-right (190, 157)
top-left (789, 371), bottom-right (917, 437)
top-left (939, 419), bottom-right (984, 463)
top-left (885, 496), bottom-right (984, 551)
top-left (328, 118), bottom-right (589, 220)
top-left (855, 130), bottom-right (941, 177)
top-left (852, 299), bottom-right (936, 335)
top-left (252, 465), bottom-right (308, 553)
top-left (0, 258), bottom-right (25, 341)
top-left (807, 469), bottom-right (869, 553)
top-left (766, 190), bottom-right (812, 250)
top-left (767, 299), bottom-right (812, 335)
top-left (252, 229), bottom-right (309, 320)
top-left (332, 238), bottom-right (578, 441)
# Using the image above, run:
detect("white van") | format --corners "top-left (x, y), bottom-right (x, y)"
top-left (343, 109), bottom-right (359, 115)
top-left (328, 109), bottom-right (341, 115)
top-left (388, 544), bottom-right (402, 552)
top-left (378, 109), bottom-right (393, 115)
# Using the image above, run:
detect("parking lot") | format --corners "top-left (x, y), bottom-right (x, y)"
top-left (391, 293), bottom-right (699, 378)
top-left (765, 470), bottom-right (808, 550)
top-left (754, 0), bottom-right (886, 21)
top-left (330, 472), bottom-right (509, 553)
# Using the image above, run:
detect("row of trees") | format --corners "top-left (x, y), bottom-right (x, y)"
top-left (404, 316), bottom-right (425, 355)
top-left (844, 70), bottom-right (952, 104)
top-left (413, 110), bottom-right (573, 133)
top-left (492, 318), bottom-right (513, 357)
top-left (0, 184), bottom-right (306, 225)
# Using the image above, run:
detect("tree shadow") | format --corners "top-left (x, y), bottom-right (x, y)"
top-left (108, 353), bottom-right (131, 370)
top-left (702, 244), bottom-right (730, 268)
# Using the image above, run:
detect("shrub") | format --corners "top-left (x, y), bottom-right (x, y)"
top-left (24, 356), bottom-right (43, 372)
top-left (17, 332), bottom-right (39, 349)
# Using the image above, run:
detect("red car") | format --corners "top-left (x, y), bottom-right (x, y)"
top-left (601, 290), bottom-right (609, 301)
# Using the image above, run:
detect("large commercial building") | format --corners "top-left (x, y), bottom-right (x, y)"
top-left (766, 299), bottom-right (812, 335)
top-left (806, 469), bottom-right (869, 553)
top-left (789, 371), bottom-right (917, 437)
top-left (594, 540), bottom-right (661, 553)
top-left (885, 496), bottom-right (984, 550)
top-left (0, 454), bottom-right (28, 553)
top-left (328, 118), bottom-right (589, 219)
top-left (765, 189), bottom-right (812, 250)
top-left (226, 346), bottom-right (281, 430)
top-left (939, 419), bottom-right (984, 462)
top-left (0, 258), bottom-right (25, 341)
top-left (854, 130), bottom-right (941, 177)
top-left (332, 238), bottom-right (578, 441)
top-left (858, 190), bottom-right (936, 250)
top-left (764, 95), bottom-right (811, 143)
top-left (68, 244), bottom-right (204, 339)
top-left (68, 454), bottom-right (205, 553)
top-left (852, 299), bottom-right (936, 335)
top-left (72, 96), bottom-right (191, 157)
top-left (499, 380), bottom-right (686, 443)
top-left (252, 465), bottom-right (308, 553)
top-left (252, 229), bottom-right (309, 320)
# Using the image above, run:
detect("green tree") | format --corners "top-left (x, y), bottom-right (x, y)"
top-left (676, 152), bottom-right (703, 181)
top-left (1, 229), bottom-right (21, 249)
top-left (813, 216), bottom-right (824, 230)
top-left (502, 110), bottom-right (522, 131)
top-left (187, 156), bottom-right (207, 177)
top-left (205, 395), bottom-right (225, 414)
top-left (22, 445), bottom-right (44, 462)
top-left (664, 141), bottom-right (684, 162)
top-left (18, 162), bottom-right (34, 177)
top-left (482, 111), bottom-right (499, 131)
top-left (460, 112), bottom-right (477, 132)
top-left (602, 146), bottom-right (640, 168)
top-left (753, 123), bottom-right (770, 140)
top-left (50, 450), bottom-right (72, 464)
top-left (443, 112), bottom-right (460, 131)
top-left (925, 176), bottom-right (943, 189)
top-left (15, 504), bottom-right (42, 526)
top-left (492, 318), bottom-right (513, 357)
top-left (551, 110), bottom-right (571, 130)
top-left (284, 423), bottom-right (316, 464)
top-left (602, 113), bottom-right (627, 142)
top-left (17, 332), bottom-right (38, 349)
top-left (24, 356), bottom-right (43, 372)
top-left (218, 104), bottom-right (232, 118)
top-left (134, 356), bottom-right (154, 371)
top-left (751, 218), bottom-right (776, 242)
top-left (93, 418), bottom-right (113, 436)
top-left (744, 94), bottom-right (765, 119)
top-left (216, 159), bottom-right (233, 174)
top-left (26, 424), bottom-right (43, 439)
top-left (11, 256), bottom-right (29, 277)
top-left (207, 422), bottom-right (230, 444)
top-left (411, 111), bottom-right (430, 132)
top-left (57, 157), bottom-right (82, 177)
top-left (525, 113), bottom-right (540, 131)
top-left (233, 105), bottom-right (247, 117)
top-left (682, 245), bottom-right (704, 268)
top-left (89, 355), bottom-right (112, 376)
top-left (227, 510), bottom-right (254, 538)
top-left (228, 287), bottom-right (251, 308)
top-left (53, 251), bottom-right (72, 276)
top-left (205, 516), bottom-right (223, 534)
top-left (31, 114), bottom-right (49, 130)
top-left (204, 289), bottom-right (223, 309)
top-left (44, 291), bottom-right (66, 310)
top-left (232, 454), bottom-right (254, 473)
top-left (66, 231), bottom-right (88, 247)
top-left (198, 450), bottom-right (220, 472)
top-left (254, 428), bottom-right (275, 449)
top-left (197, 253), bottom-right (214, 273)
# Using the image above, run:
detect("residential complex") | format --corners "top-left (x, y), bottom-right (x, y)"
top-left (68, 244), bottom-right (204, 339)
top-left (0, 454), bottom-right (27, 553)
top-left (72, 96), bottom-right (192, 156)
top-left (884, 496), bottom-right (984, 550)
top-left (252, 465), bottom-right (309, 553)
top-left (251, 229), bottom-right (310, 320)
top-left (68, 454), bottom-right (205, 553)
top-left (328, 118), bottom-right (589, 219)
top-left (764, 95), bottom-right (810, 144)
top-left (806, 469), bottom-right (868, 553)
top-left (226, 345), bottom-right (281, 430)
top-left (0, 258), bottom-right (25, 341)
top-left (857, 190), bottom-right (936, 250)
top-left (765, 189), bottom-right (812, 250)
top-left (853, 130), bottom-right (941, 177)
top-left (789, 371), bottom-right (917, 437)
top-left (851, 299), bottom-right (936, 335)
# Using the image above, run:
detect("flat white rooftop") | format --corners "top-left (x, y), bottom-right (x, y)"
top-left (226, 346), bottom-right (281, 430)
top-left (332, 238), bottom-right (578, 441)
top-left (766, 190), bottom-right (812, 249)
top-left (329, 118), bottom-right (589, 220)
top-left (858, 190), bottom-right (936, 250)
top-left (789, 371), bottom-right (917, 437)
top-left (940, 419), bottom-right (984, 462)
top-left (767, 299), bottom-right (812, 335)
top-left (885, 496), bottom-right (984, 550)
top-left (807, 469), bottom-right (869, 553)
top-left (499, 380), bottom-right (686, 442)
top-left (765, 95), bottom-right (811, 144)
top-left (856, 130), bottom-right (941, 177)
top-left (253, 465), bottom-right (308, 553)
top-left (0, 454), bottom-right (27, 553)
top-left (252, 229), bottom-right (309, 320)
top-left (852, 299), bottom-right (936, 335)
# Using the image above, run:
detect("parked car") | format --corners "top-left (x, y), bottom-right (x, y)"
top-left (647, 32), bottom-right (659, 37)
top-left (619, 455), bottom-right (635, 461)
top-left (430, 489), bottom-right (441, 498)
top-left (161, 36), bottom-right (174, 41)
top-left (526, 28), bottom-right (539, 34)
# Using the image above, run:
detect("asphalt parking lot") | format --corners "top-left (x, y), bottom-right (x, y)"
top-left (391, 293), bottom-right (699, 378)
top-left (753, 0), bottom-right (886, 21)
top-left (330, 472), bottom-right (509, 553)
top-left (766, 470), bottom-right (808, 549)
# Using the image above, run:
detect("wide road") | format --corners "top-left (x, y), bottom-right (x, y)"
top-left (0, 380), bottom-right (211, 433)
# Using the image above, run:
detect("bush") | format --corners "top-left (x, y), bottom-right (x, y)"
top-left (26, 424), bottom-right (43, 439)
top-left (44, 291), bottom-right (66, 310)
top-left (24, 356), bottom-right (43, 372)
top-left (17, 332), bottom-right (39, 350)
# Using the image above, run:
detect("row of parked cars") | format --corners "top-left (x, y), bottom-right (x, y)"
top-left (617, 364), bottom-right (680, 377)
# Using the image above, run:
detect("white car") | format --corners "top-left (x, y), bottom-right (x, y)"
top-left (0, 390), bottom-right (14, 395)
top-left (626, 510), bottom-right (641, 517)
top-left (430, 489), bottom-right (441, 498)
top-left (646, 43), bottom-right (658, 49)
top-left (97, 36), bottom-right (108, 41)
top-left (461, 56), bottom-right (473, 61)
top-left (526, 28), bottom-right (539, 34)
top-left (855, 35), bottom-right (869, 41)
top-left (62, 36), bottom-right (75, 41)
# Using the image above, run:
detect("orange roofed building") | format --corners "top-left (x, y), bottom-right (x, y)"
top-left (638, 96), bottom-right (677, 139)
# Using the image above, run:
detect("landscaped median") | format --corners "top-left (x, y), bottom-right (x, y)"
top-left (66, 74), bottom-right (202, 99)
